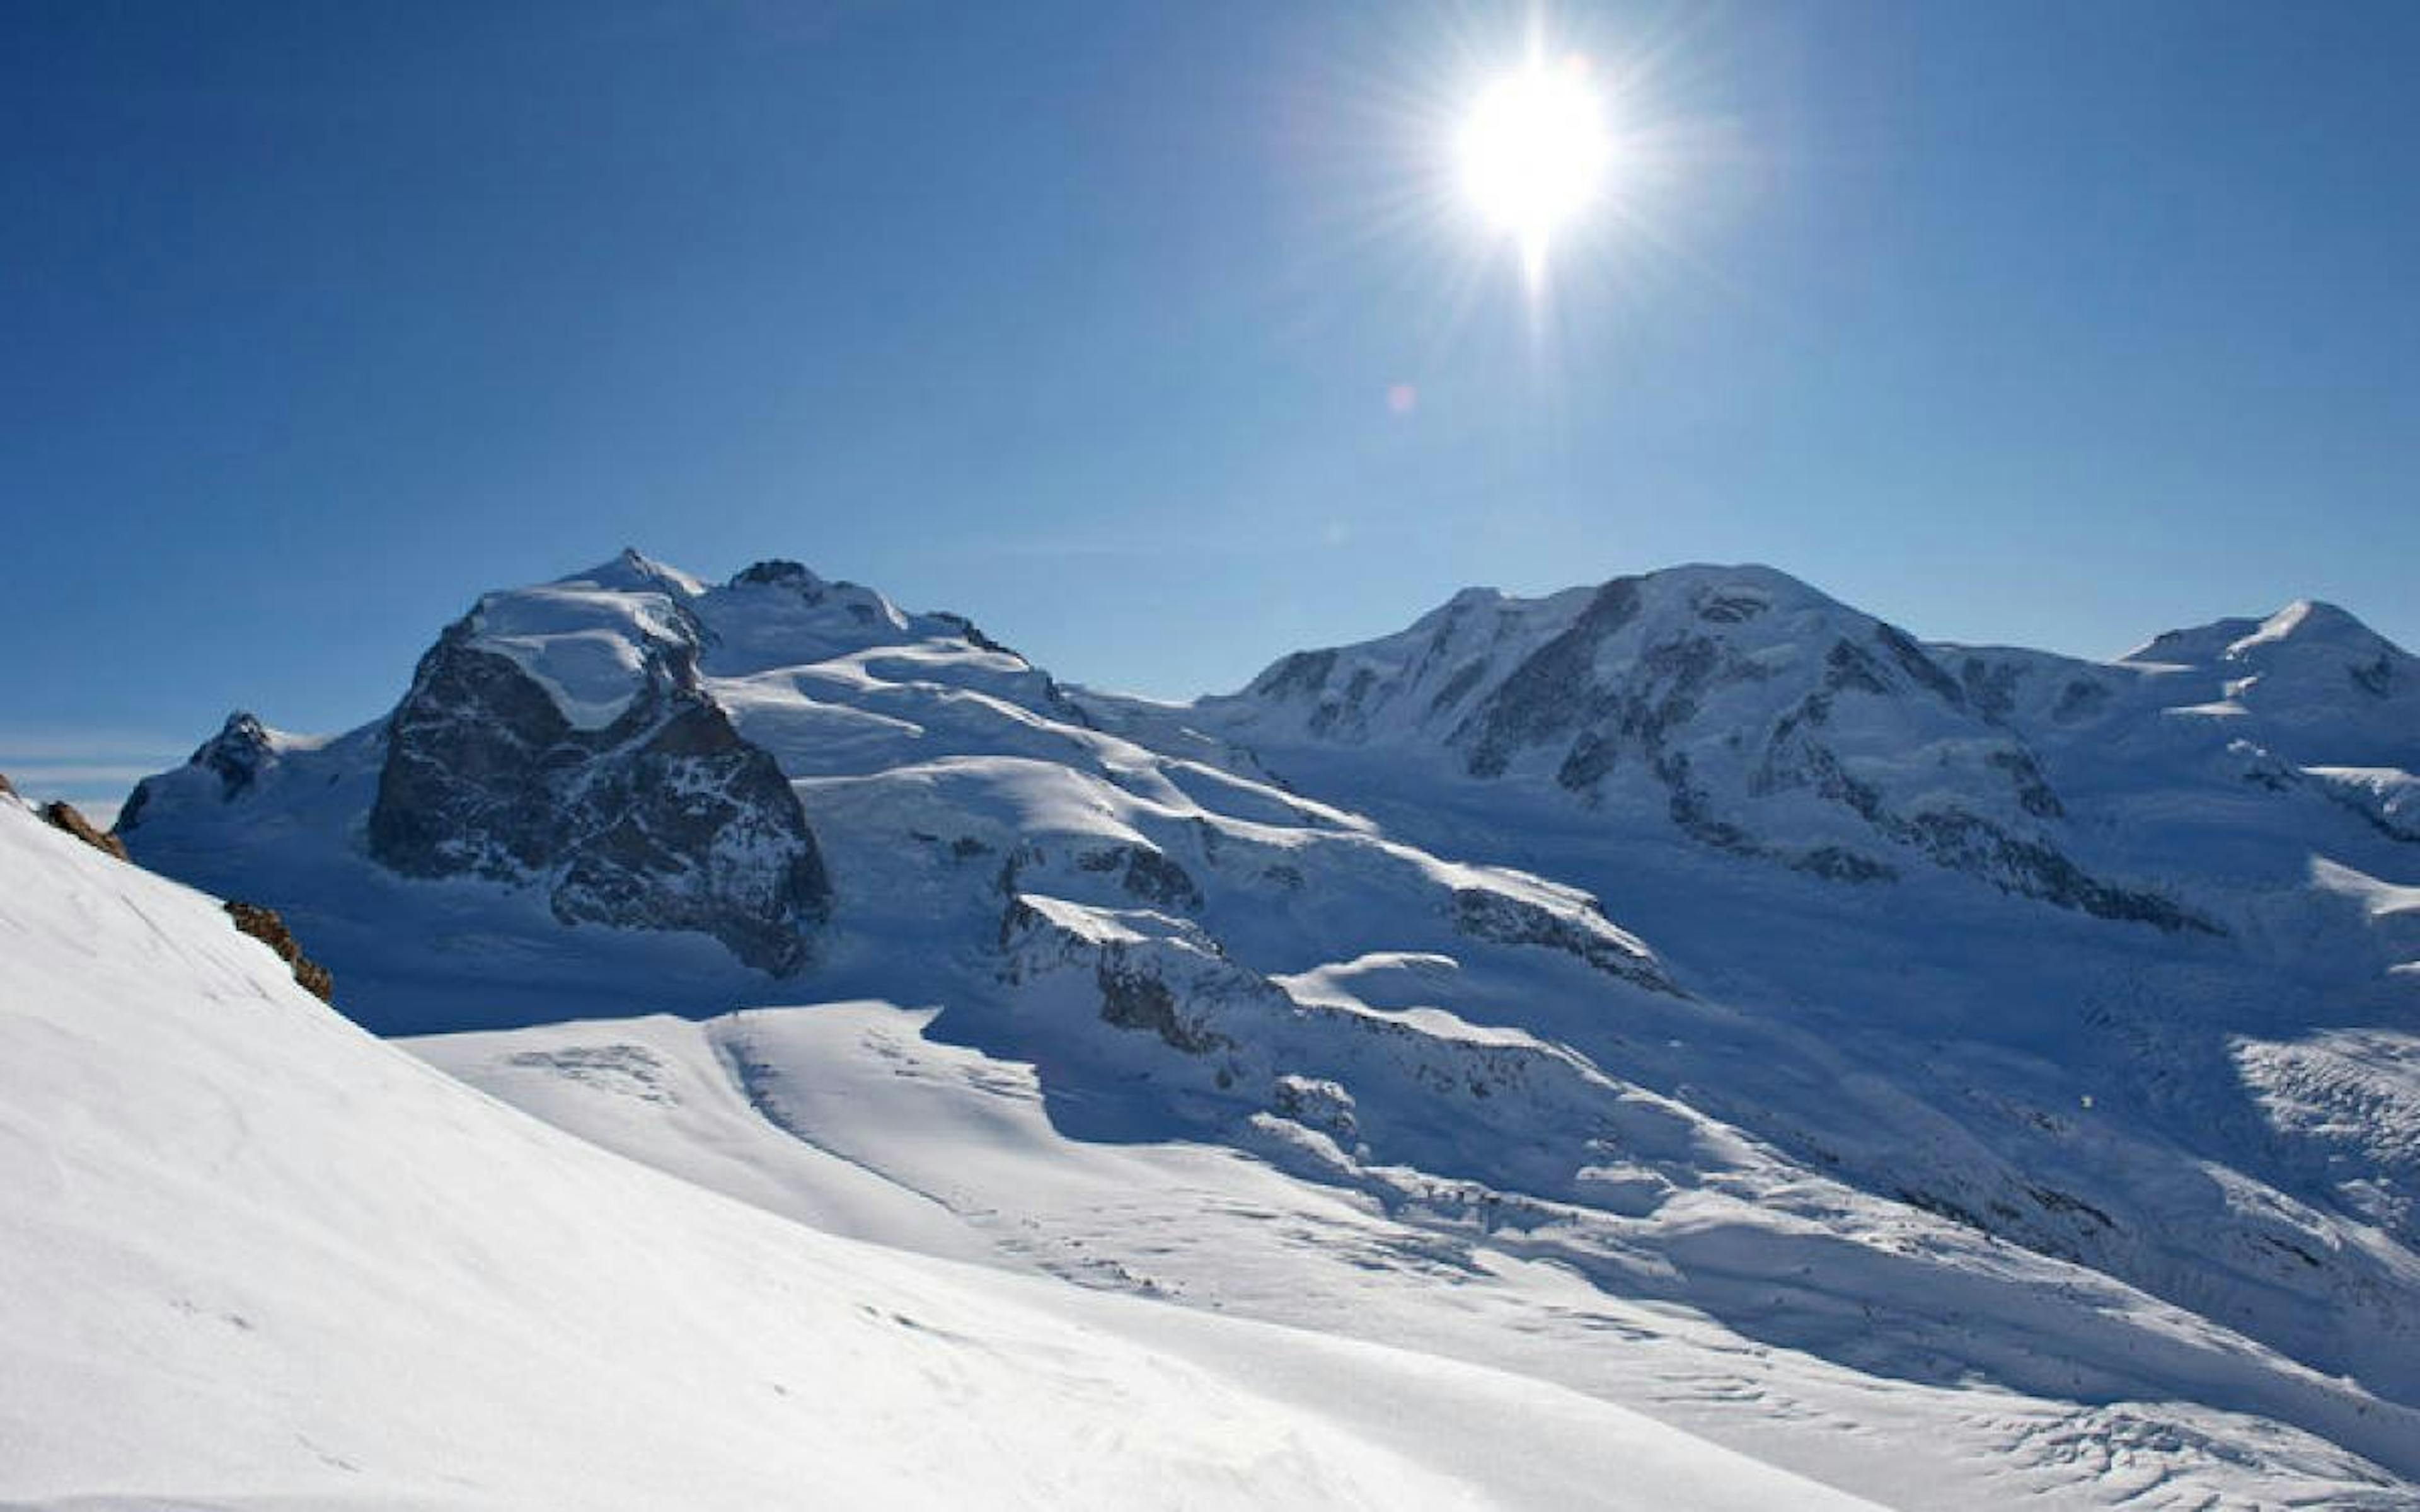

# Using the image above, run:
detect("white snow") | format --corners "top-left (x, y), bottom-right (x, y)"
top-left (0, 794), bottom-right (1893, 1511)
top-left (419, 997), bottom-right (2420, 1509)
top-left (96, 553), bottom-right (2420, 1509)
top-left (468, 583), bottom-right (696, 729)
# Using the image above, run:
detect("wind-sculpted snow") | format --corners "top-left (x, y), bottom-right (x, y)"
top-left (9, 789), bottom-right (1904, 1511)
top-left (420, 996), bottom-right (2420, 1509)
top-left (110, 549), bottom-right (2420, 1507)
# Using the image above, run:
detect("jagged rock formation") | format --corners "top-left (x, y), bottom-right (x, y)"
top-left (224, 900), bottom-right (335, 1002)
top-left (368, 607), bottom-right (829, 974)
top-left (40, 799), bottom-right (128, 862)
top-left (117, 712), bottom-right (286, 833)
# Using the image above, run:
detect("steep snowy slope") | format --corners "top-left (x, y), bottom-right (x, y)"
top-left (0, 789), bottom-right (1888, 1511)
top-left (1078, 563), bottom-right (2420, 1408)
top-left (113, 551), bottom-right (2420, 1506)
top-left (419, 1000), bottom-right (2419, 1509)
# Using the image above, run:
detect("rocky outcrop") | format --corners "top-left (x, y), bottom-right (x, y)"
top-left (1449, 888), bottom-right (1676, 992)
top-left (367, 614), bottom-right (829, 974)
top-left (1074, 844), bottom-right (1204, 912)
top-left (196, 712), bottom-right (277, 798)
top-left (224, 900), bottom-right (335, 1002)
top-left (40, 801), bottom-right (129, 862)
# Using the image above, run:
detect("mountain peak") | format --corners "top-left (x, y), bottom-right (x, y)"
top-left (555, 548), bottom-right (708, 599)
top-left (2124, 598), bottom-right (2406, 670)
top-left (2230, 598), bottom-right (2384, 656)
top-left (729, 558), bottom-right (827, 590)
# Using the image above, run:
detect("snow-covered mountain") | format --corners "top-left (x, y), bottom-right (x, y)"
top-left (1119, 564), bottom-right (2415, 949)
top-left (101, 551), bottom-right (2420, 1506)
top-left (7, 785), bottom-right (1885, 1510)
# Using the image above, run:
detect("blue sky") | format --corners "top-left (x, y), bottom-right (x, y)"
top-left (6, 1), bottom-right (2417, 816)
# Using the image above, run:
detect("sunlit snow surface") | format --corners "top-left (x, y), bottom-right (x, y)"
top-left (0, 798), bottom-right (1886, 1511)
top-left (105, 553), bottom-right (2420, 1507)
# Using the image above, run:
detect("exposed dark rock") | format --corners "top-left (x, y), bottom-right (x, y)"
top-left (40, 801), bottom-right (129, 861)
top-left (931, 610), bottom-right (1013, 657)
top-left (1461, 577), bottom-right (1642, 777)
top-left (1988, 749), bottom-right (2066, 819)
top-left (1959, 657), bottom-right (2022, 723)
top-left (1271, 1075), bottom-right (1359, 1139)
top-left (732, 558), bottom-right (817, 590)
top-left (1074, 844), bottom-right (1204, 912)
top-left (121, 713), bottom-right (280, 835)
top-left (367, 614), bottom-right (829, 973)
top-left (1792, 845), bottom-right (1896, 883)
top-left (1308, 666), bottom-right (1383, 740)
top-left (2051, 679), bottom-right (2110, 723)
top-left (1428, 657), bottom-right (1491, 714)
top-left (224, 900), bottom-right (335, 1002)
top-left (2029, 1184), bottom-right (2115, 1230)
top-left (1823, 639), bottom-right (1891, 696)
top-left (1556, 732), bottom-right (1620, 793)
top-left (0, 771), bottom-right (13, 799)
top-left (2352, 653), bottom-right (2394, 699)
top-left (1875, 624), bottom-right (1967, 709)
top-left (1097, 950), bottom-right (1233, 1054)
top-left (1450, 887), bottom-right (1676, 993)
top-left (1255, 648), bottom-right (1337, 702)
top-left (1892, 808), bottom-right (2218, 934)
top-left (1694, 590), bottom-right (1768, 624)
top-left (197, 713), bottom-right (277, 799)
top-left (1121, 847), bottom-right (1203, 911)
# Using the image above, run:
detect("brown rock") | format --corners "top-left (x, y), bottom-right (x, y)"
top-left (224, 900), bottom-right (337, 1004)
top-left (0, 770), bottom-right (14, 799)
top-left (40, 801), bottom-right (130, 862)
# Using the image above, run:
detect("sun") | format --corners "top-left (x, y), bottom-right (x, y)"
top-left (1455, 52), bottom-right (1613, 286)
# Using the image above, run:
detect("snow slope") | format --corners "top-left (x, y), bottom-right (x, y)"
top-left (419, 1000), bottom-right (2418, 1510)
top-left (110, 551), bottom-right (2420, 1506)
top-left (0, 794), bottom-right (1882, 1511)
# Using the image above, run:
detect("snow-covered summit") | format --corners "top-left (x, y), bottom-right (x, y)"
top-left (93, 550), bottom-right (2420, 1505)
top-left (1175, 563), bottom-right (2208, 929)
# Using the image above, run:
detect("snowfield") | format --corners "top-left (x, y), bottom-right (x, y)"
top-left (0, 794), bottom-right (1884, 1511)
top-left (91, 551), bottom-right (2420, 1508)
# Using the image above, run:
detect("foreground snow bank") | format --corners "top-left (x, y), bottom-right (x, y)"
top-left (0, 797), bottom-right (1867, 1511)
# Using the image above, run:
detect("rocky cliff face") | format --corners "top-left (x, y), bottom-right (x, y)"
top-left (368, 610), bottom-right (829, 974)
top-left (121, 553), bottom-right (835, 982)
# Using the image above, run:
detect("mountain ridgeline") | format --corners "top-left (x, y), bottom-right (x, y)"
top-left (121, 554), bottom-right (2414, 1004)
top-left (107, 551), bottom-right (2420, 1499)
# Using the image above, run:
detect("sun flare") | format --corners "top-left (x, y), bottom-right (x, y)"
top-left (1455, 54), bottom-right (1613, 285)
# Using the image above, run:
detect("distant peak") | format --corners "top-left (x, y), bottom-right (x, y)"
top-left (213, 710), bottom-right (270, 745)
top-left (2230, 599), bottom-right (2377, 655)
top-left (555, 549), bottom-right (706, 598)
top-left (730, 559), bottom-right (827, 590)
top-left (189, 709), bottom-right (280, 799)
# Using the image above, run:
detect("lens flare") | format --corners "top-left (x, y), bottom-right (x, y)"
top-left (1456, 54), bottom-right (1612, 286)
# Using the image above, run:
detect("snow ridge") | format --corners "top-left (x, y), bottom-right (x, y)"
top-left (100, 552), bottom-right (2420, 1508)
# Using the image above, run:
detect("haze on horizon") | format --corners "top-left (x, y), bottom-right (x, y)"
top-left (6, 1), bottom-right (2417, 817)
